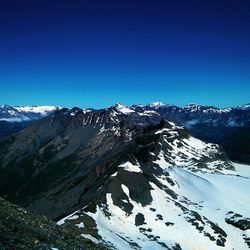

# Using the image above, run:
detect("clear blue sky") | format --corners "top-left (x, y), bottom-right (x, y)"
top-left (0, 0), bottom-right (250, 108)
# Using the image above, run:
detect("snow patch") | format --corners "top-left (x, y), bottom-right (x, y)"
top-left (57, 212), bottom-right (78, 225)
top-left (118, 161), bottom-right (143, 173)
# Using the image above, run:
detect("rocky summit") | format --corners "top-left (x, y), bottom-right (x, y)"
top-left (0, 103), bottom-right (250, 249)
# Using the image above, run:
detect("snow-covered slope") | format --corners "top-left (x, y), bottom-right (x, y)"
top-left (56, 119), bottom-right (250, 250)
top-left (97, 163), bottom-right (248, 250)
top-left (80, 163), bottom-right (249, 250)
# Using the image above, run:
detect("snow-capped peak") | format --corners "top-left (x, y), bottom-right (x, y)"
top-left (113, 103), bottom-right (135, 114)
top-left (1, 104), bottom-right (12, 109)
top-left (148, 102), bottom-right (167, 108)
top-left (237, 103), bottom-right (250, 110)
top-left (184, 103), bottom-right (204, 111)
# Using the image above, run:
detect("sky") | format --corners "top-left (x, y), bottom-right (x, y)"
top-left (0, 0), bottom-right (250, 108)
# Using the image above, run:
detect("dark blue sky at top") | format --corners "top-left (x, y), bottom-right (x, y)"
top-left (0, 0), bottom-right (250, 108)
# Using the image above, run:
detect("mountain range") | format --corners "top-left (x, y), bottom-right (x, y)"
top-left (0, 105), bottom-right (59, 141)
top-left (0, 103), bottom-right (250, 249)
top-left (1, 102), bottom-right (250, 163)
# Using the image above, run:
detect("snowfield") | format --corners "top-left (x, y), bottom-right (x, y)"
top-left (57, 130), bottom-right (250, 249)
top-left (80, 162), bottom-right (250, 250)
top-left (55, 119), bottom-right (250, 250)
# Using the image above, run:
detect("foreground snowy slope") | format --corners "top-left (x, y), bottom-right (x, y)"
top-left (59, 164), bottom-right (250, 249)
top-left (57, 117), bottom-right (250, 249)
top-left (82, 163), bottom-right (250, 250)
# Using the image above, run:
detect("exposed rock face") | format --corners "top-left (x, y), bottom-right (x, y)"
top-left (225, 211), bottom-right (250, 231)
top-left (221, 125), bottom-right (250, 164)
top-left (0, 121), bottom-right (30, 141)
top-left (0, 197), bottom-right (107, 250)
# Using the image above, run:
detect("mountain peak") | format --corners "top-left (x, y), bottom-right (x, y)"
top-left (113, 103), bottom-right (135, 114)
top-left (1, 104), bottom-right (12, 109)
top-left (237, 103), bottom-right (250, 110)
top-left (148, 102), bottom-right (168, 108)
top-left (184, 103), bottom-right (202, 109)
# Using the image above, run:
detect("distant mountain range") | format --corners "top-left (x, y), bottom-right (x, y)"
top-left (1, 102), bottom-right (249, 122)
top-left (0, 105), bottom-right (59, 140)
top-left (0, 104), bottom-right (59, 122)
top-left (0, 102), bottom-right (250, 249)
top-left (1, 102), bottom-right (249, 163)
